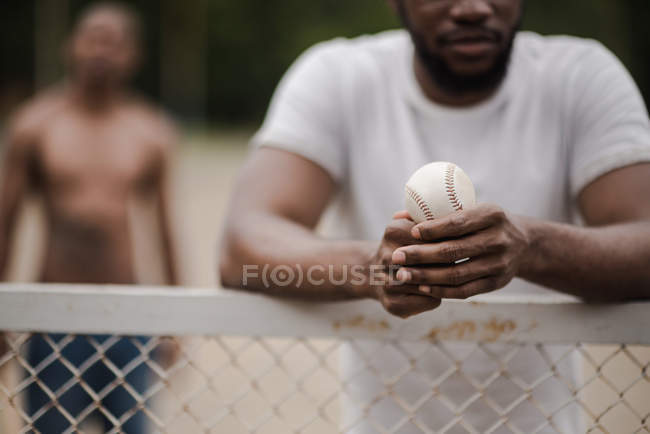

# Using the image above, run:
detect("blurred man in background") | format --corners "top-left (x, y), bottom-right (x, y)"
top-left (0, 2), bottom-right (178, 432)
top-left (221, 0), bottom-right (650, 432)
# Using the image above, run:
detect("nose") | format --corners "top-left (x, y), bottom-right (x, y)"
top-left (449, 0), bottom-right (493, 24)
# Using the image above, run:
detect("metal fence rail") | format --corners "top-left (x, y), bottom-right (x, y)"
top-left (0, 284), bottom-right (648, 433)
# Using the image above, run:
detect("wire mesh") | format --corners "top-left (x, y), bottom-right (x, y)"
top-left (1, 331), bottom-right (648, 434)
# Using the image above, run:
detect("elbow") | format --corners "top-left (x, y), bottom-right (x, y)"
top-left (218, 238), bottom-right (245, 290)
top-left (218, 226), bottom-right (263, 293)
top-left (218, 255), bottom-right (239, 290)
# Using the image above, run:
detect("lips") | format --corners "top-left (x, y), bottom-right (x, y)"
top-left (446, 31), bottom-right (497, 44)
top-left (441, 30), bottom-right (500, 57)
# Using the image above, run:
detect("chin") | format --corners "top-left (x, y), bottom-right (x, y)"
top-left (444, 54), bottom-right (498, 76)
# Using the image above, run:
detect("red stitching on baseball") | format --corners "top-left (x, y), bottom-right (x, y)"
top-left (405, 185), bottom-right (435, 220)
top-left (445, 164), bottom-right (463, 212)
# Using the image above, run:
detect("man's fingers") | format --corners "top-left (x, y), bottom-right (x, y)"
top-left (427, 276), bottom-right (507, 300)
top-left (393, 240), bottom-right (484, 265)
top-left (396, 258), bottom-right (504, 286)
top-left (384, 282), bottom-right (443, 297)
top-left (382, 218), bottom-right (419, 246)
top-left (0, 333), bottom-right (6, 357)
top-left (392, 210), bottom-right (412, 220)
top-left (412, 204), bottom-right (505, 241)
top-left (381, 294), bottom-right (442, 318)
top-left (393, 225), bottom-right (511, 265)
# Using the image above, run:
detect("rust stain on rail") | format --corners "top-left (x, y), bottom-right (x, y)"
top-left (333, 315), bottom-right (391, 332)
top-left (427, 321), bottom-right (477, 340)
top-left (482, 318), bottom-right (516, 341)
top-left (426, 317), bottom-right (517, 342)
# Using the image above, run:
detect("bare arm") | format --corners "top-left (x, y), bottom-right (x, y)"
top-left (519, 163), bottom-right (650, 300)
top-left (219, 148), bottom-right (441, 316)
top-left (220, 147), bottom-right (366, 300)
top-left (0, 120), bottom-right (37, 279)
top-left (154, 133), bottom-right (179, 286)
top-left (391, 164), bottom-right (650, 302)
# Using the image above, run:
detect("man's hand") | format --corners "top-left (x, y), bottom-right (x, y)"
top-left (155, 338), bottom-right (181, 370)
top-left (391, 204), bottom-right (530, 299)
top-left (369, 217), bottom-right (442, 318)
top-left (0, 332), bottom-right (8, 358)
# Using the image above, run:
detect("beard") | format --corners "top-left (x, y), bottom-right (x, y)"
top-left (397, 4), bottom-right (520, 96)
top-left (416, 32), bottom-right (516, 96)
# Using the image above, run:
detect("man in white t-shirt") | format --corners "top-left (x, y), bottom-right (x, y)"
top-left (220, 0), bottom-right (650, 432)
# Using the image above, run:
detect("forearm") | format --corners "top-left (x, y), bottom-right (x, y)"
top-left (159, 218), bottom-right (179, 286)
top-left (161, 235), bottom-right (178, 286)
top-left (0, 188), bottom-right (21, 280)
top-left (0, 234), bottom-right (9, 280)
top-left (219, 213), bottom-right (376, 301)
top-left (155, 187), bottom-right (179, 286)
top-left (519, 218), bottom-right (650, 301)
top-left (0, 210), bottom-right (18, 280)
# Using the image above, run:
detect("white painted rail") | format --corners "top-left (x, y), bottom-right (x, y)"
top-left (0, 283), bottom-right (648, 344)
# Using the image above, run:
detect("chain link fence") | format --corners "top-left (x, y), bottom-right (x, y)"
top-left (0, 285), bottom-right (648, 433)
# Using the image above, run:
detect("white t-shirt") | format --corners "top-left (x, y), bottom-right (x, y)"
top-left (252, 30), bottom-right (650, 433)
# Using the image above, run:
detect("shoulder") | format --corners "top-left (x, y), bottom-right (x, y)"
top-left (124, 95), bottom-right (179, 155)
top-left (298, 29), bottom-right (410, 69)
top-left (278, 29), bottom-right (409, 102)
top-left (513, 32), bottom-right (624, 78)
top-left (6, 87), bottom-right (67, 147)
top-left (306, 29), bottom-right (409, 57)
top-left (511, 32), bottom-right (636, 113)
top-left (284, 29), bottom-right (410, 84)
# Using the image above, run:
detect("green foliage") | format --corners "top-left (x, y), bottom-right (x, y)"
top-left (204, 1), bottom-right (399, 123)
top-left (202, 0), bottom-right (649, 124)
top-left (3, 1), bottom-right (648, 124)
top-left (521, 0), bottom-right (647, 96)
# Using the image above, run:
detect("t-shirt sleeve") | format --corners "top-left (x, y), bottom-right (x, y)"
top-left (251, 42), bottom-right (347, 182)
top-left (568, 41), bottom-right (650, 198)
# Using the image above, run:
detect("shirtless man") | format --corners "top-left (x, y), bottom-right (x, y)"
top-left (0, 3), bottom-right (177, 432)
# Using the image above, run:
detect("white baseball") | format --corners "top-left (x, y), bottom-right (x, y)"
top-left (405, 161), bottom-right (476, 223)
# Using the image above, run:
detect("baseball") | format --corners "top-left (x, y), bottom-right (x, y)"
top-left (405, 161), bottom-right (476, 223)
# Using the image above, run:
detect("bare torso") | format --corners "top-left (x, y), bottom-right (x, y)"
top-left (23, 90), bottom-right (170, 284)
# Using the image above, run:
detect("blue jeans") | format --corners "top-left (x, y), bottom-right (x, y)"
top-left (25, 334), bottom-right (153, 433)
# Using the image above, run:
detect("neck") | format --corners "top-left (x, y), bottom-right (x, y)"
top-left (413, 56), bottom-right (500, 107)
top-left (67, 80), bottom-right (125, 112)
